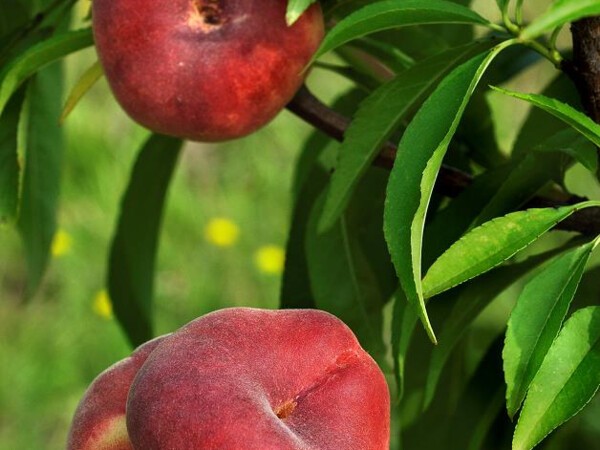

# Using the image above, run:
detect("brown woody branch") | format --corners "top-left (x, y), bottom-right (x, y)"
top-left (568, 18), bottom-right (600, 124)
top-left (286, 85), bottom-right (600, 236)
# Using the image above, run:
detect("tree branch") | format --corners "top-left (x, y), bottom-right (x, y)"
top-left (286, 84), bottom-right (600, 236)
top-left (568, 18), bottom-right (600, 124)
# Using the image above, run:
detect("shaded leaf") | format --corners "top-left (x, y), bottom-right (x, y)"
top-left (17, 65), bottom-right (63, 297)
top-left (306, 169), bottom-right (390, 363)
top-left (313, 0), bottom-right (492, 60)
top-left (523, 0), bottom-right (600, 39)
top-left (422, 203), bottom-right (599, 299)
top-left (512, 73), bottom-right (580, 158)
top-left (533, 128), bottom-right (597, 174)
top-left (280, 165), bottom-right (327, 309)
top-left (470, 139), bottom-right (574, 228)
top-left (348, 36), bottom-right (415, 73)
top-left (513, 306), bottom-right (600, 450)
top-left (445, 337), bottom-right (506, 450)
top-left (108, 134), bottom-right (182, 347)
top-left (0, 28), bottom-right (92, 116)
top-left (503, 242), bottom-right (596, 418)
top-left (384, 43), bottom-right (511, 342)
top-left (319, 40), bottom-right (493, 231)
top-left (0, 85), bottom-right (25, 223)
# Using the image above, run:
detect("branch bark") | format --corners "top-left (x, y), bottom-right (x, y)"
top-left (569, 18), bottom-right (600, 124)
top-left (286, 85), bottom-right (600, 236)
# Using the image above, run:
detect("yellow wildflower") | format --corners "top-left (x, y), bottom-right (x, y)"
top-left (254, 245), bottom-right (285, 275)
top-left (51, 229), bottom-right (72, 257)
top-left (92, 290), bottom-right (113, 319)
top-left (204, 218), bottom-right (240, 247)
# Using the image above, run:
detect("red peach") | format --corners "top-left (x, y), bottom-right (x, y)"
top-left (126, 307), bottom-right (390, 449)
top-left (66, 335), bottom-right (169, 450)
top-left (92, 0), bottom-right (324, 141)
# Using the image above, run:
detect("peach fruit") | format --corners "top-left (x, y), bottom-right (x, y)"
top-left (127, 308), bottom-right (390, 449)
top-left (66, 335), bottom-right (169, 450)
top-left (92, 0), bottom-right (324, 141)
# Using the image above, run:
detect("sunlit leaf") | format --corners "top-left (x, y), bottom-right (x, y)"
top-left (286, 0), bottom-right (317, 25)
top-left (422, 202), bottom-right (599, 299)
top-left (504, 241), bottom-right (596, 418)
top-left (513, 306), bottom-right (600, 450)
top-left (523, 0), bottom-right (600, 39)
top-left (491, 86), bottom-right (600, 148)
top-left (60, 59), bottom-right (103, 123)
top-left (423, 244), bottom-right (576, 409)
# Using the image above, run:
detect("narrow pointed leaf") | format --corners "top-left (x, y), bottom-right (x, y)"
top-left (286, 0), bottom-right (316, 25)
top-left (504, 242), bottom-right (595, 419)
top-left (471, 129), bottom-right (590, 228)
top-left (532, 128), bottom-right (596, 173)
top-left (423, 244), bottom-right (574, 409)
top-left (280, 166), bottom-right (327, 309)
top-left (513, 306), bottom-right (600, 450)
top-left (60, 59), bottom-right (103, 123)
top-left (17, 66), bottom-right (63, 297)
top-left (0, 86), bottom-right (25, 223)
top-left (422, 202), bottom-right (599, 299)
top-left (491, 86), bottom-right (600, 147)
top-left (313, 0), bottom-right (493, 60)
top-left (306, 171), bottom-right (389, 363)
top-left (319, 41), bottom-right (492, 232)
top-left (384, 43), bottom-right (510, 343)
top-left (523, 0), bottom-right (600, 39)
top-left (0, 28), bottom-right (93, 116)
top-left (108, 134), bottom-right (182, 347)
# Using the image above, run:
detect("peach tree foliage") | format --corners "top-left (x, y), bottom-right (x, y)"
top-left (2, 0), bottom-right (600, 449)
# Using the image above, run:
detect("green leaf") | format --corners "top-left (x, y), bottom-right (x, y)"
top-left (422, 203), bottom-right (599, 299)
top-left (0, 85), bottom-right (25, 223)
top-left (491, 86), bottom-right (600, 148)
top-left (512, 73), bottom-right (580, 159)
top-left (504, 242), bottom-right (596, 420)
top-left (423, 244), bottom-right (575, 410)
top-left (17, 65), bottom-right (63, 297)
top-left (384, 43), bottom-right (511, 343)
top-left (523, 0), bottom-right (600, 39)
top-left (446, 338), bottom-right (506, 450)
top-left (280, 165), bottom-right (327, 309)
top-left (319, 40), bottom-right (493, 232)
top-left (60, 59), bottom-right (103, 123)
top-left (313, 0), bottom-right (493, 60)
top-left (533, 128), bottom-right (596, 173)
top-left (306, 170), bottom-right (389, 363)
top-left (347, 36), bottom-right (415, 73)
top-left (286, 0), bottom-right (317, 25)
top-left (513, 306), bottom-right (600, 450)
top-left (0, 28), bottom-right (93, 117)
top-left (391, 288), bottom-right (416, 400)
top-left (470, 136), bottom-right (577, 228)
top-left (108, 134), bottom-right (182, 347)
